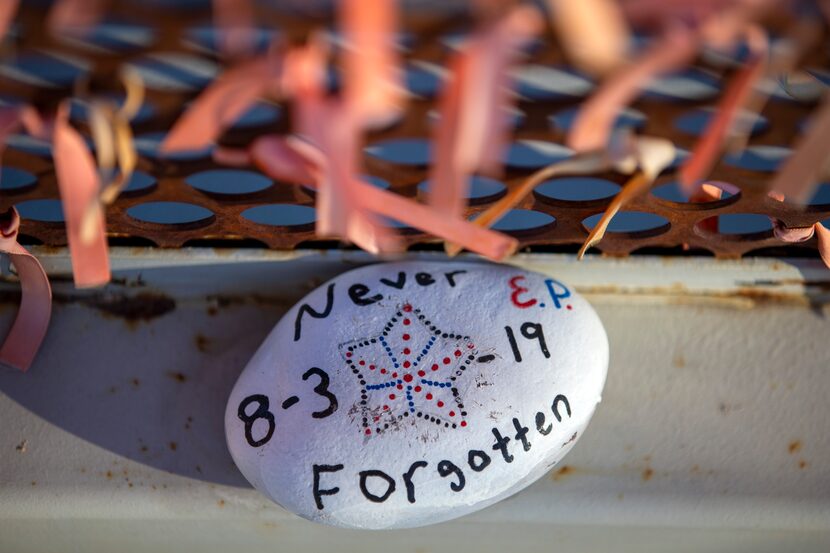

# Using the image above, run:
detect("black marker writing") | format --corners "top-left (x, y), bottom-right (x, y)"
top-left (312, 464), bottom-right (343, 509)
top-left (359, 470), bottom-right (396, 503)
top-left (302, 367), bottom-right (338, 418)
top-left (294, 283), bottom-right (336, 341)
top-left (238, 394), bottom-right (275, 447)
top-left (402, 461), bottom-right (428, 504)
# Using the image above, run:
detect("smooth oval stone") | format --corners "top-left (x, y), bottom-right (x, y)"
top-left (225, 261), bottom-right (608, 529)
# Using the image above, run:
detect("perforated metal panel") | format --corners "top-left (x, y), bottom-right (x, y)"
top-left (1, 1), bottom-right (829, 258)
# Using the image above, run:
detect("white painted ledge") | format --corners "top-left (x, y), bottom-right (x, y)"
top-left (1, 249), bottom-right (828, 552)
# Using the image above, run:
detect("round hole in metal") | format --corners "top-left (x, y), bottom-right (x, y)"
top-left (231, 102), bottom-right (282, 129)
top-left (651, 180), bottom-right (740, 207)
top-left (674, 107), bottom-right (768, 137)
top-left (549, 107), bottom-right (645, 133)
top-left (489, 209), bottom-right (556, 233)
top-left (534, 177), bottom-right (620, 204)
top-left (511, 65), bottom-right (594, 101)
top-left (121, 171), bottom-right (157, 195)
top-left (757, 72), bottom-right (824, 103)
top-left (127, 201), bottom-right (214, 226)
top-left (186, 169), bottom-right (272, 196)
top-left (126, 52), bottom-right (219, 92)
top-left (135, 131), bottom-right (213, 161)
top-left (405, 60), bottom-right (446, 98)
top-left (69, 95), bottom-right (157, 125)
top-left (582, 211), bottom-right (670, 235)
top-left (14, 199), bottom-right (65, 223)
top-left (723, 145), bottom-right (791, 172)
top-left (695, 213), bottom-right (773, 240)
top-left (241, 204), bottom-right (316, 228)
top-left (0, 167), bottom-right (37, 193)
top-left (5, 134), bottom-right (54, 157)
top-left (643, 68), bottom-right (720, 102)
top-left (504, 140), bottom-right (572, 169)
top-left (417, 176), bottom-right (506, 204)
top-left (365, 138), bottom-right (432, 166)
top-left (0, 49), bottom-right (91, 88)
top-left (56, 20), bottom-right (157, 54)
top-left (182, 25), bottom-right (277, 56)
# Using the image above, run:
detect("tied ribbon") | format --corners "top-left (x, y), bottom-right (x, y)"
top-left (249, 135), bottom-right (517, 260)
top-left (0, 208), bottom-right (52, 372)
top-left (53, 102), bottom-right (110, 288)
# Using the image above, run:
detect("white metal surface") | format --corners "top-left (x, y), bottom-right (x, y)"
top-left (1, 248), bottom-right (829, 552)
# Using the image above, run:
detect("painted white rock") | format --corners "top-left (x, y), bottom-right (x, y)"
top-left (225, 261), bottom-right (608, 529)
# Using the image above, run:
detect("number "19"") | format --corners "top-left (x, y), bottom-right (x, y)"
top-left (505, 322), bottom-right (550, 363)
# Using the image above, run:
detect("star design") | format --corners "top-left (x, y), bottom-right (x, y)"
top-left (339, 303), bottom-right (478, 436)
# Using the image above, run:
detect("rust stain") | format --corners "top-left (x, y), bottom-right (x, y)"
top-left (194, 333), bottom-right (212, 353)
top-left (166, 371), bottom-right (188, 383)
top-left (217, 500), bottom-right (225, 508)
top-left (169, 442), bottom-right (178, 452)
top-left (799, 459), bottom-right (808, 469)
top-left (30, 481), bottom-right (36, 486)
top-left (788, 440), bottom-right (802, 455)
top-left (673, 354), bottom-right (686, 368)
top-left (642, 467), bottom-right (654, 481)
top-left (206, 306), bottom-right (219, 317)
top-left (551, 465), bottom-right (577, 482)
top-left (105, 471), bottom-right (113, 480)
top-left (85, 292), bottom-right (176, 324)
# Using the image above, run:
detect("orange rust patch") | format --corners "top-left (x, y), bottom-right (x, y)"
top-left (217, 500), bottom-right (225, 507)
top-left (167, 371), bottom-right (188, 383)
top-left (194, 333), bottom-right (211, 353)
top-left (169, 442), bottom-right (178, 451)
top-left (551, 465), bottom-right (577, 482)
top-left (642, 468), bottom-right (654, 481)
top-left (673, 354), bottom-right (686, 368)
top-left (106, 471), bottom-right (113, 479)
top-left (799, 459), bottom-right (808, 469)
top-left (788, 440), bottom-right (802, 454)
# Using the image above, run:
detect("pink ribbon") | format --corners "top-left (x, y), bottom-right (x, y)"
top-left (679, 26), bottom-right (767, 196)
top-left (250, 135), bottom-right (517, 259)
top-left (0, 0), bottom-right (18, 40)
top-left (161, 51), bottom-right (283, 153)
top-left (0, 208), bottom-right (52, 372)
top-left (53, 103), bottom-right (110, 288)
top-left (428, 6), bottom-right (542, 217)
top-left (568, 24), bottom-right (698, 152)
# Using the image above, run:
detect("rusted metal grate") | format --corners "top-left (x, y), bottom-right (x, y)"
top-left (1, 1), bottom-right (828, 258)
